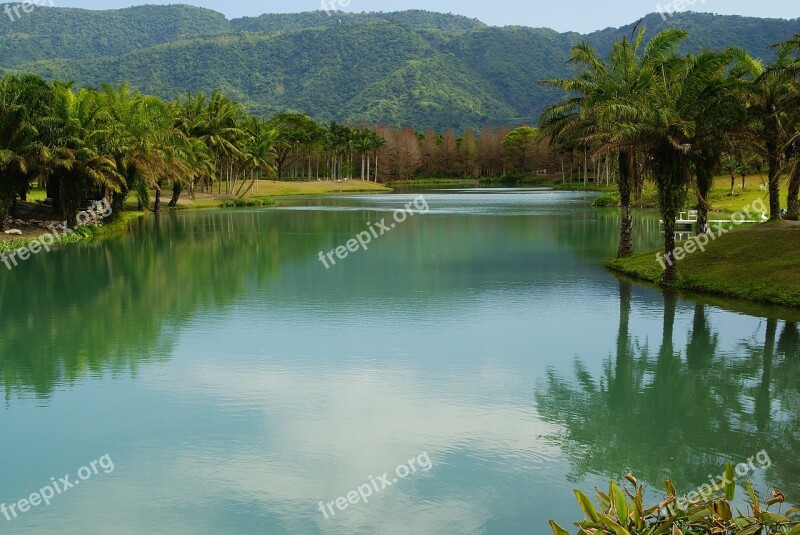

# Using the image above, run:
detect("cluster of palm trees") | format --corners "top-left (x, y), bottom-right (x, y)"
top-left (0, 76), bottom-right (280, 228)
top-left (541, 29), bottom-right (799, 283)
top-left (0, 75), bottom-right (392, 230)
top-left (266, 112), bottom-right (386, 181)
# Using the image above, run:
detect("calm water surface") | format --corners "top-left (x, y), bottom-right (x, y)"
top-left (1, 188), bottom-right (798, 534)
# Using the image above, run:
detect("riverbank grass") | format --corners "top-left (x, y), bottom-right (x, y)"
top-left (0, 211), bottom-right (143, 254)
top-left (154, 180), bottom-right (391, 210)
top-left (607, 220), bottom-right (800, 308)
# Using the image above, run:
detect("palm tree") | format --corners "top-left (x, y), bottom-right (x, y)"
top-left (541, 28), bottom-right (685, 258)
top-left (0, 74), bottom-right (52, 229)
top-left (737, 42), bottom-right (800, 220)
top-left (354, 128), bottom-right (379, 181)
top-left (40, 85), bottom-right (125, 225)
top-left (786, 134), bottom-right (800, 220)
top-left (631, 49), bottom-right (744, 283)
top-left (771, 37), bottom-right (800, 219)
top-left (235, 116), bottom-right (277, 198)
top-left (721, 152), bottom-right (745, 197)
top-left (100, 84), bottom-right (193, 213)
top-left (367, 131), bottom-right (386, 182)
top-left (268, 113), bottom-right (318, 180)
top-left (685, 54), bottom-right (749, 235)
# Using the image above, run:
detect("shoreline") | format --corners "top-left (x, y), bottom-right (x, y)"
top-left (7, 182), bottom-right (800, 312)
top-left (1, 181), bottom-right (392, 251)
top-left (0, 212), bottom-right (144, 260)
top-left (606, 220), bottom-right (800, 309)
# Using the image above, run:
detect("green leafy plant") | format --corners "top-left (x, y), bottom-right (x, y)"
top-left (219, 198), bottom-right (276, 208)
top-left (592, 192), bottom-right (621, 207)
top-left (550, 468), bottom-right (800, 534)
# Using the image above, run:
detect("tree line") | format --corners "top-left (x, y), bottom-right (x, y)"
top-left (541, 30), bottom-right (799, 283)
top-left (0, 74), bottom-right (575, 231)
top-left (274, 122), bottom-right (568, 182)
top-left (0, 79), bottom-right (280, 229)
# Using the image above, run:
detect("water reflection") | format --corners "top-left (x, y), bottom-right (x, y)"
top-left (1, 191), bottom-right (799, 534)
top-left (536, 279), bottom-right (800, 498)
top-left (0, 210), bottom-right (335, 400)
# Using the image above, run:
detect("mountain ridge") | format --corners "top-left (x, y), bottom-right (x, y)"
top-left (1, 6), bottom-right (798, 129)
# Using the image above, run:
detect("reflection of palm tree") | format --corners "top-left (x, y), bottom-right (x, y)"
top-left (0, 210), bottom-right (340, 400)
top-left (770, 321), bottom-right (800, 498)
top-left (778, 322), bottom-right (799, 360)
top-left (756, 319), bottom-right (777, 432)
top-left (686, 304), bottom-right (718, 371)
top-left (609, 280), bottom-right (634, 410)
top-left (535, 288), bottom-right (800, 494)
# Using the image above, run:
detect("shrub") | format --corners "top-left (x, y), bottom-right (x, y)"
top-left (220, 198), bottom-right (275, 208)
top-left (592, 192), bottom-right (621, 207)
top-left (550, 468), bottom-right (800, 534)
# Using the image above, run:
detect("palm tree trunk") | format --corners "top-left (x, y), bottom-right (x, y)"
top-left (653, 144), bottom-right (685, 285)
top-left (662, 214), bottom-right (678, 284)
top-left (767, 132), bottom-right (781, 220)
top-left (786, 162), bottom-right (800, 220)
top-left (235, 169), bottom-right (252, 198)
top-left (168, 182), bottom-right (182, 207)
top-left (617, 151), bottom-right (634, 258)
top-left (238, 175), bottom-right (259, 199)
top-left (695, 158), bottom-right (713, 235)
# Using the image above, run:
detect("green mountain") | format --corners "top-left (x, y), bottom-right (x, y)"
top-left (1, 6), bottom-right (797, 129)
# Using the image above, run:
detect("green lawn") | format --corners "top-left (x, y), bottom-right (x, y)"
top-left (24, 181), bottom-right (392, 212)
top-left (607, 220), bottom-right (800, 308)
top-left (707, 174), bottom-right (775, 214)
top-left (26, 189), bottom-right (47, 202)
top-left (578, 173), bottom-right (784, 215)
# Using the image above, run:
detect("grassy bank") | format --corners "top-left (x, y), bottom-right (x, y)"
top-left (588, 174), bottom-right (779, 214)
top-left (2, 181), bottom-right (391, 247)
top-left (606, 220), bottom-right (800, 308)
top-left (242, 180), bottom-right (391, 196)
top-left (386, 178), bottom-right (479, 187)
top-left (553, 181), bottom-right (618, 192)
top-left (0, 212), bottom-right (143, 254)
top-left (386, 176), bottom-right (563, 187)
top-left (139, 180), bottom-right (392, 210)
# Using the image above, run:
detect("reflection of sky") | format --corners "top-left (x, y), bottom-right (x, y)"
top-left (142, 356), bottom-right (564, 534)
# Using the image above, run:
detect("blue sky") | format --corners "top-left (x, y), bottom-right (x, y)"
top-left (53, 0), bottom-right (798, 33)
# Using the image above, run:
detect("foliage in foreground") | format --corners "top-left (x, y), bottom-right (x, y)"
top-left (551, 470), bottom-right (800, 534)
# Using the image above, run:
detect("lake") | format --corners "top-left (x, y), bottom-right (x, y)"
top-left (1, 188), bottom-right (798, 534)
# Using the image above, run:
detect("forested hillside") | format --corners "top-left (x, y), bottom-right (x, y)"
top-left (0, 5), bottom-right (230, 66)
top-left (1, 6), bottom-right (797, 128)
